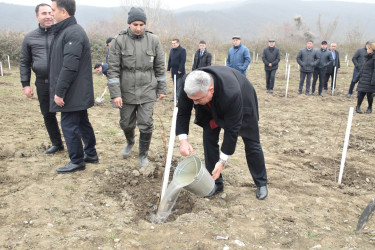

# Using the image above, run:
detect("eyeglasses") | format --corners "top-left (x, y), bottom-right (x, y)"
top-left (190, 88), bottom-right (214, 102)
top-left (191, 92), bottom-right (209, 102)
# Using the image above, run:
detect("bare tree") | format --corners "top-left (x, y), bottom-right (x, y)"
top-left (341, 25), bottom-right (366, 56)
top-left (316, 13), bottom-right (339, 41)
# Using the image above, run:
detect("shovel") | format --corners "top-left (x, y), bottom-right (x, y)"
top-left (357, 198), bottom-right (375, 232)
top-left (95, 86), bottom-right (108, 103)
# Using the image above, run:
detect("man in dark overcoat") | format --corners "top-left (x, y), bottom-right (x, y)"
top-left (176, 66), bottom-right (268, 200)
top-left (262, 38), bottom-right (280, 93)
top-left (49, 0), bottom-right (98, 173)
top-left (167, 38), bottom-right (186, 101)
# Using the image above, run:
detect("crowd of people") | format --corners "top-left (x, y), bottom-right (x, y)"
top-left (20, 0), bottom-right (374, 201)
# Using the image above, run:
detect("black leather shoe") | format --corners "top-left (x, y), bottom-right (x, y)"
top-left (44, 144), bottom-right (64, 154)
top-left (365, 108), bottom-right (372, 114)
top-left (84, 153), bottom-right (99, 164)
top-left (256, 186), bottom-right (268, 200)
top-left (56, 162), bottom-right (85, 174)
top-left (204, 183), bottom-right (224, 198)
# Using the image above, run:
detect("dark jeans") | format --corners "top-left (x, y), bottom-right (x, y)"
top-left (299, 71), bottom-right (312, 93)
top-left (202, 124), bottom-right (267, 187)
top-left (61, 110), bottom-right (97, 164)
top-left (35, 79), bottom-right (62, 146)
top-left (324, 67), bottom-right (338, 90)
top-left (357, 91), bottom-right (374, 109)
top-left (348, 70), bottom-right (359, 95)
top-left (312, 67), bottom-right (327, 94)
top-left (265, 69), bottom-right (277, 90)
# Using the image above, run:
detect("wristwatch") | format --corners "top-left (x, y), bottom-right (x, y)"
top-left (218, 158), bottom-right (227, 166)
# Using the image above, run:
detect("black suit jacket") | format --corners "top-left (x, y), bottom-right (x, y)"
top-left (327, 50), bottom-right (340, 73)
top-left (167, 45), bottom-right (186, 78)
top-left (192, 49), bottom-right (212, 70)
top-left (176, 66), bottom-right (260, 156)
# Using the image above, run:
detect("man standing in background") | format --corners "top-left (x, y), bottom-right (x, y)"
top-left (192, 40), bottom-right (212, 70)
top-left (20, 3), bottom-right (64, 155)
top-left (167, 38), bottom-right (186, 101)
top-left (226, 35), bottom-right (251, 76)
top-left (347, 42), bottom-right (370, 98)
top-left (50, 0), bottom-right (98, 173)
top-left (262, 38), bottom-right (280, 93)
top-left (311, 41), bottom-right (333, 96)
top-left (325, 43), bottom-right (340, 91)
top-left (296, 40), bottom-right (320, 95)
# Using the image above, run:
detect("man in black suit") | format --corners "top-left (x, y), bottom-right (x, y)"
top-left (176, 66), bottom-right (268, 200)
top-left (324, 43), bottom-right (341, 91)
top-left (167, 38), bottom-right (186, 101)
top-left (192, 40), bottom-right (212, 70)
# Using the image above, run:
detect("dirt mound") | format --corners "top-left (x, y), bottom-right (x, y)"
top-left (1, 64), bottom-right (375, 248)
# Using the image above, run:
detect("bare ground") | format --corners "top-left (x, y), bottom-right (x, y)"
top-left (1, 62), bottom-right (375, 249)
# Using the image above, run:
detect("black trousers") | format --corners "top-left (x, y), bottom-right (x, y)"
top-left (35, 79), bottom-right (62, 146)
top-left (348, 70), bottom-right (359, 95)
top-left (357, 92), bottom-right (374, 109)
top-left (299, 71), bottom-right (312, 93)
top-left (61, 110), bottom-right (97, 164)
top-left (324, 67), bottom-right (338, 90)
top-left (265, 69), bottom-right (277, 90)
top-left (202, 124), bottom-right (267, 187)
top-left (312, 68), bottom-right (327, 94)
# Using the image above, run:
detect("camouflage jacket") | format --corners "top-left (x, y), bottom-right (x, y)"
top-left (107, 28), bottom-right (166, 104)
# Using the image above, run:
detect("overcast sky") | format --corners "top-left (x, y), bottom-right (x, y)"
top-left (0, 0), bottom-right (374, 10)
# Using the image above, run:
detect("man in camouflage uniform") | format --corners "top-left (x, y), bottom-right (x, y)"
top-left (107, 7), bottom-right (166, 167)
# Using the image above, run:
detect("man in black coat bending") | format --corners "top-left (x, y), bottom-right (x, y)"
top-left (176, 66), bottom-right (268, 200)
top-left (50, 0), bottom-right (98, 173)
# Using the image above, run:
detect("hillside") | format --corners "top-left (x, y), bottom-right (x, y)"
top-left (0, 0), bottom-right (374, 41)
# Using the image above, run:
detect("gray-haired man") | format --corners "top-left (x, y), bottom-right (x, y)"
top-left (176, 66), bottom-right (268, 200)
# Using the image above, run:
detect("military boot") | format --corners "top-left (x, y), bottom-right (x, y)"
top-left (121, 129), bottom-right (135, 158)
top-left (139, 132), bottom-right (152, 168)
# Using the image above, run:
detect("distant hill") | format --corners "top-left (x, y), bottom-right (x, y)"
top-left (1, 0), bottom-right (374, 41)
top-left (174, 0), bottom-right (375, 41)
top-left (0, 3), bottom-right (120, 32)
